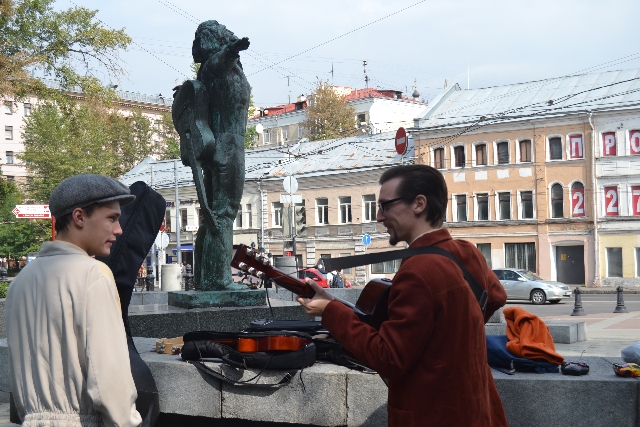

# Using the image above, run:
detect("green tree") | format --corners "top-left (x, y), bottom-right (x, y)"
top-left (156, 112), bottom-right (180, 160)
top-left (0, 176), bottom-right (49, 266)
top-left (0, 0), bottom-right (131, 101)
top-left (302, 79), bottom-right (357, 141)
top-left (20, 101), bottom-right (157, 202)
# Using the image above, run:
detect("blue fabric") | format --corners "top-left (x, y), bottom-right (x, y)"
top-left (486, 335), bottom-right (560, 374)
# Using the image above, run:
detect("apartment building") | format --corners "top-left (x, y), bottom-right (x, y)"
top-left (248, 87), bottom-right (426, 148)
top-left (411, 69), bottom-right (640, 286)
top-left (120, 131), bottom-right (412, 285)
top-left (0, 79), bottom-right (172, 182)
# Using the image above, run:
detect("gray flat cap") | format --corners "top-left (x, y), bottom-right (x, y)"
top-left (49, 174), bottom-right (135, 218)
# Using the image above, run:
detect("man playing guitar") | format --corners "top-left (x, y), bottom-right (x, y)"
top-left (297, 165), bottom-right (509, 427)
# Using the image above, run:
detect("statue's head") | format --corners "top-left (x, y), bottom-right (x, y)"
top-left (192, 20), bottom-right (239, 63)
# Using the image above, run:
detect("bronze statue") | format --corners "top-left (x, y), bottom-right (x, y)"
top-left (172, 21), bottom-right (250, 291)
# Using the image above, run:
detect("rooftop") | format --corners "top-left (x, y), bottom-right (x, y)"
top-left (42, 78), bottom-right (173, 108)
top-left (120, 131), bottom-right (414, 189)
top-left (415, 68), bottom-right (640, 129)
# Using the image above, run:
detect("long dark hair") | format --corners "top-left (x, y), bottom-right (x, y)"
top-left (379, 165), bottom-right (448, 227)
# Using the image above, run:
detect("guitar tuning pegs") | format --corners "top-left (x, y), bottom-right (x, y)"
top-left (256, 271), bottom-right (265, 279)
top-left (262, 258), bottom-right (270, 266)
top-left (248, 267), bottom-right (256, 276)
top-left (245, 248), bottom-right (253, 256)
top-left (238, 262), bottom-right (248, 271)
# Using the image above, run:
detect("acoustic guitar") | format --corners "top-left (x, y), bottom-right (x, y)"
top-left (231, 245), bottom-right (391, 330)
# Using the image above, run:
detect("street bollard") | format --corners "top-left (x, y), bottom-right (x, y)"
top-left (0, 267), bottom-right (8, 282)
top-left (146, 266), bottom-right (155, 292)
top-left (613, 285), bottom-right (628, 313)
top-left (570, 287), bottom-right (586, 316)
top-left (184, 264), bottom-right (194, 291)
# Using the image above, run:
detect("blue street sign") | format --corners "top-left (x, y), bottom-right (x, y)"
top-left (362, 234), bottom-right (371, 246)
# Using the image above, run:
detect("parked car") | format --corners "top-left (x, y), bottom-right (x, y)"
top-left (491, 268), bottom-right (572, 305)
top-left (298, 268), bottom-right (329, 288)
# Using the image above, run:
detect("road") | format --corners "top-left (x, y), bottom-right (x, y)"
top-left (506, 294), bottom-right (640, 317)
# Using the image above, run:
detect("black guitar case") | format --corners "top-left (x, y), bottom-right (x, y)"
top-left (97, 181), bottom-right (166, 427)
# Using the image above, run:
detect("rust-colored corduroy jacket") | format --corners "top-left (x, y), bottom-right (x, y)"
top-left (323, 228), bottom-right (508, 427)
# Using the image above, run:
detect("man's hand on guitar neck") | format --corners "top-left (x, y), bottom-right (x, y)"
top-left (296, 279), bottom-right (335, 317)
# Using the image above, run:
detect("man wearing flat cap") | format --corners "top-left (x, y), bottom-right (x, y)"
top-left (5, 174), bottom-right (142, 427)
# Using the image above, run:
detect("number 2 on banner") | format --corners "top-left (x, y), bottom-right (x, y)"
top-left (572, 190), bottom-right (585, 216)
top-left (605, 187), bottom-right (618, 216)
top-left (632, 186), bottom-right (640, 216)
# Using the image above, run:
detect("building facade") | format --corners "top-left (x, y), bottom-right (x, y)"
top-left (248, 87), bottom-right (426, 148)
top-left (411, 69), bottom-right (640, 287)
top-left (0, 80), bottom-right (172, 182)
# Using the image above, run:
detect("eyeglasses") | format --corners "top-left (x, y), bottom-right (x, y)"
top-left (378, 197), bottom-right (405, 213)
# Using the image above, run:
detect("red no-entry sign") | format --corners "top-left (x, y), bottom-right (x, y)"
top-left (395, 127), bottom-right (407, 155)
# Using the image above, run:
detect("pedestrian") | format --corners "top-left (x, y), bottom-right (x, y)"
top-left (297, 165), bottom-right (508, 426)
top-left (5, 174), bottom-right (142, 427)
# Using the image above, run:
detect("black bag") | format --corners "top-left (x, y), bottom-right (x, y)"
top-left (245, 320), bottom-right (371, 370)
top-left (486, 335), bottom-right (560, 374)
top-left (96, 181), bottom-right (166, 427)
top-left (181, 331), bottom-right (316, 370)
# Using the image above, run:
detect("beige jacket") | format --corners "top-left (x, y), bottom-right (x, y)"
top-left (5, 241), bottom-right (142, 427)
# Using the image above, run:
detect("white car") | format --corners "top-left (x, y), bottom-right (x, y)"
top-left (492, 268), bottom-right (572, 305)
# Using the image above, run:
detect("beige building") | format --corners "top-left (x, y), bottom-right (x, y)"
top-left (1, 79), bottom-right (172, 182)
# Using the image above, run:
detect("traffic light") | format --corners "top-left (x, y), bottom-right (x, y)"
top-left (294, 206), bottom-right (306, 235)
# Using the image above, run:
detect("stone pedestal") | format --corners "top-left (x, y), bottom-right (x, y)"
top-left (161, 264), bottom-right (182, 291)
top-left (168, 286), bottom-right (266, 309)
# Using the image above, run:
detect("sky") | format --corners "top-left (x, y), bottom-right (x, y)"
top-left (61, 0), bottom-right (640, 109)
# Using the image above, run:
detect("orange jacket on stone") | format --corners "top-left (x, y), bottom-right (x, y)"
top-left (322, 228), bottom-right (508, 427)
top-left (504, 307), bottom-right (564, 365)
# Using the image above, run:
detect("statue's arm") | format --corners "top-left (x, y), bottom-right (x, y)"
top-left (201, 37), bottom-right (250, 79)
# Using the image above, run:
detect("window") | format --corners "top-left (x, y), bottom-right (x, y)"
top-left (602, 132), bottom-right (617, 156)
top-left (298, 126), bottom-right (304, 138)
top-left (571, 183), bottom-right (586, 217)
top-left (569, 134), bottom-right (584, 159)
top-left (371, 258), bottom-right (401, 274)
top-left (339, 197), bottom-right (352, 224)
top-left (4, 101), bottom-right (12, 114)
top-left (477, 243), bottom-right (491, 267)
top-left (235, 209), bottom-right (242, 228)
top-left (498, 192), bottom-right (511, 220)
top-left (5, 126), bottom-right (13, 140)
top-left (520, 191), bottom-right (533, 219)
top-left (434, 148), bottom-right (445, 169)
top-left (282, 128), bottom-right (289, 141)
top-left (272, 202), bottom-right (283, 227)
top-left (153, 120), bottom-right (160, 130)
top-left (196, 208), bottom-right (201, 227)
top-left (636, 248), bottom-right (640, 277)
top-left (23, 103), bottom-right (31, 116)
top-left (6, 176), bottom-right (14, 181)
top-left (551, 184), bottom-right (564, 218)
top-left (505, 243), bottom-right (536, 271)
top-left (363, 194), bottom-right (376, 222)
top-left (165, 209), bottom-right (172, 232)
top-left (181, 208), bottom-right (188, 228)
top-left (630, 130), bottom-right (640, 155)
top-left (519, 140), bottom-right (532, 162)
top-left (263, 130), bottom-right (271, 144)
top-left (496, 141), bottom-right (509, 164)
top-left (604, 186), bottom-right (619, 216)
top-left (316, 198), bottom-right (329, 224)
top-left (455, 195), bottom-right (467, 221)
top-left (245, 204), bottom-right (253, 228)
top-left (549, 137), bottom-right (562, 160)
top-left (475, 144), bottom-right (487, 166)
top-left (5, 151), bottom-right (14, 164)
top-left (454, 146), bottom-right (465, 168)
top-left (477, 193), bottom-right (489, 221)
top-left (356, 113), bottom-right (366, 124)
top-left (606, 247), bottom-right (622, 278)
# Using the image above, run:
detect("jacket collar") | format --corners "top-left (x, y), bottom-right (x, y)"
top-left (408, 228), bottom-right (452, 248)
top-left (37, 240), bottom-right (90, 258)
